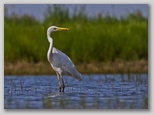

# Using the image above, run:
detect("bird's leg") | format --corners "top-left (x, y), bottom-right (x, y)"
top-left (61, 77), bottom-right (65, 92)
top-left (56, 73), bottom-right (62, 92)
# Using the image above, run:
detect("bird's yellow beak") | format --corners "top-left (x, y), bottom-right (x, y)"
top-left (57, 27), bottom-right (69, 31)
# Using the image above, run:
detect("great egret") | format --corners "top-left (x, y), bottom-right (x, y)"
top-left (47, 26), bottom-right (82, 92)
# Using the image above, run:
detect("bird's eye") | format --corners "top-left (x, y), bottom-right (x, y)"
top-left (54, 28), bottom-right (57, 30)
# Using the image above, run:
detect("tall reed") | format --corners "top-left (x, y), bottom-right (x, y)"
top-left (4, 5), bottom-right (148, 63)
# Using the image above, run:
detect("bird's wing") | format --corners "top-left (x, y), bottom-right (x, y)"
top-left (49, 47), bottom-right (82, 81)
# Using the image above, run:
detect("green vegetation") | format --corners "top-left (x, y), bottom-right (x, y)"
top-left (4, 5), bottom-right (148, 64)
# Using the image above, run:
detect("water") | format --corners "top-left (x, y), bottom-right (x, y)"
top-left (4, 74), bottom-right (148, 109)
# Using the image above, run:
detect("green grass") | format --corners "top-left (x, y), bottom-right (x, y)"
top-left (4, 5), bottom-right (148, 63)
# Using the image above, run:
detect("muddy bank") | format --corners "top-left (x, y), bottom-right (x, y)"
top-left (4, 60), bottom-right (148, 75)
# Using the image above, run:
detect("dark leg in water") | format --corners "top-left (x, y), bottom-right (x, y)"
top-left (61, 77), bottom-right (65, 92)
top-left (56, 72), bottom-right (62, 92)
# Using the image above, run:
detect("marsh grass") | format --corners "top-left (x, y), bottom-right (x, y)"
top-left (4, 5), bottom-right (148, 65)
top-left (4, 60), bottom-right (147, 75)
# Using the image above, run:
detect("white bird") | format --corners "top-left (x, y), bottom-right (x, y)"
top-left (47, 26), bottom-right (82, 92)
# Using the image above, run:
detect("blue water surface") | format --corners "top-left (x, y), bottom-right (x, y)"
top-left (4, 74), bottom-right (148, 109)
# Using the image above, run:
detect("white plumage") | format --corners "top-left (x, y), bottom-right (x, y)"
top-left (47, 26), bottom-right (82, 92)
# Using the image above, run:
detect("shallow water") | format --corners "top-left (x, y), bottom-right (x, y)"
top-left (4, 74), bottom-right (148, 109)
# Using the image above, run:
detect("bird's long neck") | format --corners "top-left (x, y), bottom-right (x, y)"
top-left (47, 30), bottom-right (53, 51)
top-left (47, 30), bottom-right (54, 62)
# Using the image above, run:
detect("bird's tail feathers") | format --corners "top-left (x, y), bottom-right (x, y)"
top-left (73, 71), bottom-right (82, 81)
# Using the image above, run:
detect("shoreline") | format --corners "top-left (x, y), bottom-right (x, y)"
top-left (4, 60), bottom-right (148, 75)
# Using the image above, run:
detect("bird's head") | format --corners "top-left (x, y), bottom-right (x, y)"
top-left (47, 26), bottom-right (69, 33)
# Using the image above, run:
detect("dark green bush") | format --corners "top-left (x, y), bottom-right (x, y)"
top-left (4, 5), bottom-right (148, 63)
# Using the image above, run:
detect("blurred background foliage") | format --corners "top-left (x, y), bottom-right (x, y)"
top-left (4, 5), bottom-right (148, 64)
